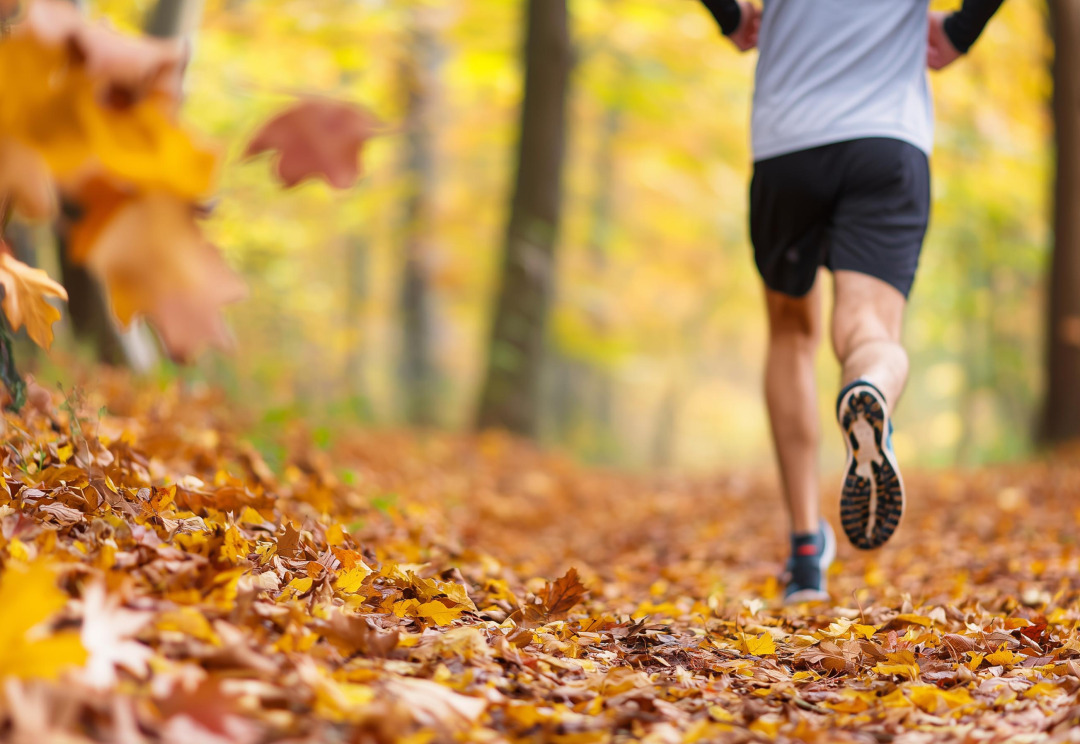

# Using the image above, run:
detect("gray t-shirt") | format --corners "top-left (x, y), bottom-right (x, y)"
top-left (752, 0), bottom-right (933, 161)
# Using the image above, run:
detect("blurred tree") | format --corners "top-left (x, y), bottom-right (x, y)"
top-left (1044, 0), bottom-right (1080, 443)
top-left (145, 0), bottom-right (203, 36)
top-left (397, 6), bottom-right (442, 426)
top-left (476, 0), bottom-right (571, 436)
top-left (546, 53), bottom-right (624, 455)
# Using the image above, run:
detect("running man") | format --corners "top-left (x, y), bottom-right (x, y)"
top-left (700, 0), bottom-right (1006, 602)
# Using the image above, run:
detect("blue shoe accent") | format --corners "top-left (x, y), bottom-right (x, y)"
top-left (783, 519), bottom-right (835, 603)
top-left (836, 380), bottom-right (905, 550)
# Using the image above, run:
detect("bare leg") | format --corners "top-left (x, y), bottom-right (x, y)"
top-left (764, 278), bottom-right (822, 535)
top-left (831, 271), bottom-right (908, 407)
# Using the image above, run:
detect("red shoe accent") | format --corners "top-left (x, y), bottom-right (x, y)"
top-left (796, 544), bottom-right (818, 557)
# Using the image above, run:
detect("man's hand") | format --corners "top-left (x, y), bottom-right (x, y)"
top-left (728, 2), bottom-right (760, 52)
top-left (927, 11), bottom-right (962, 70)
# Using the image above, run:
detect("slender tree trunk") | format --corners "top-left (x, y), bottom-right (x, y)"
top-left (545, 95), bottom-right (622, 448)
top-left (587, 104), bottom-right (622, 271)
top-left (475, 0), bottom-right (571, 436)
top-left (58, 242), bottom-right (129, 364)
top-left (145, 0), bottom-right (204, 37)
top-left (398, 10), bottom-right (442, 426)
top-left (1043, 0), bottom-right (1080, 443)
top-left (344, 233), bottom-right (369, 402)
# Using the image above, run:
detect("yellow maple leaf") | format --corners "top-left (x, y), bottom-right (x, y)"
top-left (874, 650), bottom-right (920, 680)
top-left (985, 645), bottom-right (1025, 666)
top-left (853, 624), bottom-right (878, 640)
top-left (393, 598), bottom-right (420, 618)
top-left (278, 577), bottom-right (313, 603)
top-left (826, 689), bottom-right (873, 713)
top-left (0, 252), bottom-right (68, 349)
top-left (740, 632), bottom-right (776, 657)
top-left (906, 684), bottom-right (974, 715)
top-left (0, 31), bottom-right (215, 199)
top-left (325, 523), bottom-right (346, 546)
top-left (417, 601), bottom-right (462, 627)
top-left (0, 561), bottom-right (86, 680)
top-left (334, 564), bottom-right (373, 594)
top-left (221, 525), bottom-right (251, 563)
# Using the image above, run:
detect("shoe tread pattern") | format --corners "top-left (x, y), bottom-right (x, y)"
top-left (839, 388), bottom-right (904, 550)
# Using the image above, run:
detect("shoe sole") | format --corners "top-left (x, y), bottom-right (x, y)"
top-left (838, 386), bottom-right (904, 550)
top-left (784, 587), bottom-right (830, 604)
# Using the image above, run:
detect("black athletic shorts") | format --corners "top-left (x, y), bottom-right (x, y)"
top-left (749, 137), bottom-right (930, 299)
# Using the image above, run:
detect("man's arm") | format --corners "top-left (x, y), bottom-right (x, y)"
top-left (943, 0), bottom-right (1007, 53)
top-left (700, 0), bottom-right (760, 52)
top-left (700, 0), bottom-right (742, 36)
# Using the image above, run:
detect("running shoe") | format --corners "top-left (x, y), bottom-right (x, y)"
top-left (836, 379), bottom-right (905, 550)
top-left (782, 519), bottom-right (836, 603)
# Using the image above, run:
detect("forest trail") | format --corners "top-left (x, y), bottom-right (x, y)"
top-left (2, 379), bottom-right (1079, 743)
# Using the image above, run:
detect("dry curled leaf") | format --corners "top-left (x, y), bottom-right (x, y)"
top-left (542, 567), bottom-right (587, 618)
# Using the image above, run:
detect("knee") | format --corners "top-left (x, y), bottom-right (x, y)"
top-left (768, 298), bottom-right (820, 349)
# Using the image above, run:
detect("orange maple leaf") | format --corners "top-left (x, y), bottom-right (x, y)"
top-left (70, 188), bottom-right (245, 360)
top-left (0, 250), bottom-right (68, 349)
top-left (244, 98), bottom-right (379, 189)
top-left (0, 28), bottom-right (215, 199)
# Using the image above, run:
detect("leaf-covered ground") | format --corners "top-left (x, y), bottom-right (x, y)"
top-left (2, 377), bottom-right (1080, 743)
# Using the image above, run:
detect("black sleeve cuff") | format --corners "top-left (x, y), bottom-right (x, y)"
top-left (701, 0), bottom-right (742, 36)
top-left (943, 0), bottom-right (1006, 54)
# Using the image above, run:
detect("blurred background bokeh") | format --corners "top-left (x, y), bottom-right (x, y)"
top-left (22, 0), bottom-right (1057, 472)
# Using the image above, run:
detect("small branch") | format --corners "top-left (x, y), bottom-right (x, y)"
top-left (788, 694), bottom-right (830, 715)
top-left (0, 303), bottom-right (26, 412)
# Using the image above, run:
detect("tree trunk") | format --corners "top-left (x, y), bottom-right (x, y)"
top-left (58, 237), bottom-right (130, 365)
top-left (343, 232), bottom-right (369, 402)
top-left (544, 94), bottom-right (622, 449)
top-left (1043, 0), bottom-right (1080, 443)
top-left (475, 0), bottom-right (571, 436)
top-left (145, 0), bottom-right (204, 37)
top-left (398, 10), bottom-right (442, 426)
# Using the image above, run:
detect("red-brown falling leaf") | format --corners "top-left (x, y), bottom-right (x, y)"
top-left (0, 250), bottom-right (68, 349)
top-left (69, 187), bottom-right (245, 361)
top-left (23, 0), bottom-right (186, 106)
top-left (244, 98), bottom-right (378, 189)
top-left (0, 138), bottom-right (56, 220)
